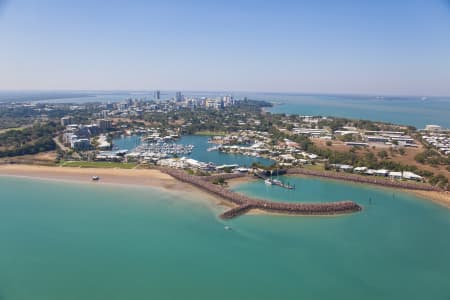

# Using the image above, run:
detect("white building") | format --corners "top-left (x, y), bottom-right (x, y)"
top-left (425, 125), bottom-right (442, 132)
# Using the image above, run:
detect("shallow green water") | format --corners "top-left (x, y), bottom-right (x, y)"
top-left (1, 176), bottom-right (449, 300)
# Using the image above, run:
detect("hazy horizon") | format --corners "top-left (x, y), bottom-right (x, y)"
top-left (1, 89), bottom-right (450, 98)
top-left (1, 0), bottom-right (450, 95)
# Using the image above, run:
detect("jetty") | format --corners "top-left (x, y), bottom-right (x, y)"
top-left (160, 169), bottom-right (362, 219)
top-left (255, 172), bottom-right (295, 189)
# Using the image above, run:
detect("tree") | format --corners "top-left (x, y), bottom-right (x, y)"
top-left (212, 177), bottom-right (226, 186)
top-left (377, 150), bottom-right (388, 159)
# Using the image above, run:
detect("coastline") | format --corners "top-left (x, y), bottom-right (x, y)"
top-left (405, 190), bottom-right (450, 209)
top-left (1, 164), bottom-right (448, 212)
top-left (226, 173), bottom-right (450, 209)
top-left (161, 168), bottom-right (362, 218)
top-left (0, 164), bottom-right (226, 210)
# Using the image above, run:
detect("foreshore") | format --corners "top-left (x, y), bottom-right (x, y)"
top-left (0, 164), bottom-right (177, 188)
top-left (0, 164), bottom-right (226, 209)
top-left (0, 164), bottom-right (448, 212)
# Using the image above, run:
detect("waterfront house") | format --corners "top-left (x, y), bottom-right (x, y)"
top-left (402, 171), bottom-right (423, 181)
top-left (354, 167), bottom-right (368, 173)
top-left (388, 171), bottom-right (402, 180)
top-left (375, 169), bottom-right (390, 176)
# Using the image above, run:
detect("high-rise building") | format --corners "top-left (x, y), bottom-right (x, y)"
top-left (97, 119), bottom-right (112, 130)
top-left (61, 116), bottom-right (73, 126)
top-left (154, 90), bottom-right (161, 100)
top-left (175, 91), bottom-right (183, 102)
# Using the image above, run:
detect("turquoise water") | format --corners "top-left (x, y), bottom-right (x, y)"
top-left (113, 134), bottom-right (274, 167)
top-left (1, 176), bottom-right (450, 300)
top-left (233, 175), bottom-right (396, 204)
top-left (260, 93), bottom-right (450, 129)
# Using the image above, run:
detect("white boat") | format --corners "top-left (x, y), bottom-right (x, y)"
top-left (265, 179), bottom-right (273, 185)
top-left (224, 226), bottom-right (232, 231)
top-left (92, 176), bottom-right (100, 181)
top-left (272, 179), bottom-right (282, 185)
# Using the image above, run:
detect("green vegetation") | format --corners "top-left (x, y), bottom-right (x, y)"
top-left (414, 149), bottom-right (450, 166)
top-left (428, 174), bottom-right (449, 189)
top-left (0, 122), bottom-right (60, 157)
top-left (0, 103), bottom-right (102, 130)
top-left (212, 177), bottom-right (227, 186)
top-left (377, 150), bottom-right (388, 159)
top-left (194, 131), bottom-right (227, 136)
top-left (141, 100), bottom-right (272, 135)
top-left (317, 117), bottom-right (414, 132)
top-left (250, 162), bottom-right (278, 171)
top-left (60, 161), bottom-right (137, 169)
top-left (268, 127), bottom-right (447, 189)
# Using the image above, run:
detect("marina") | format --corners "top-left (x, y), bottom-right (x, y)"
top-left (133, 140), bottom-right (194, 157)
top-left (2, 0), bottom-right (450, 298)
top-left (112, 134), bottom-right (275, 167)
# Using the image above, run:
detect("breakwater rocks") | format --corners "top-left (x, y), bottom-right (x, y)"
top-left (286, 168), bottom-right (441, 192)
top-left (199, 173), bottom-right (247, 181)
top-left (160, 169), bottom-right (362, 219)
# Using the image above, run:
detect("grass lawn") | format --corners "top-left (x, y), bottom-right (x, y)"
top-left (303, 163), bottom-right (326, 171)
top-left (194, 131), bottom-right (227, 136)
top-left (60, 161), bottom-right (138, 169)
top-left (0, 126), bottom-right (28, 134)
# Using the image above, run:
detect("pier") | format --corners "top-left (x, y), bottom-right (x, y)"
top-left (160, 169), bottom-right (362, 219)
top-left (255, 172), bottom-right (295, 189)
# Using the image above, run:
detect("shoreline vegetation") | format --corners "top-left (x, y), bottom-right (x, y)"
top-left (2, 163), bottom-right (449, 214)
top-left (194, 130), bottom-right (227, 136)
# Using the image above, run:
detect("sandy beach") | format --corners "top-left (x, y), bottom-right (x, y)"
top-left (0, 164), bottom-right (225, 208)
top-left (0, 164), bottom-right (177, 187)
top-left (1, 164), bottom-right (449, 210)
top-left (407, 190), bottom-right (450, 209)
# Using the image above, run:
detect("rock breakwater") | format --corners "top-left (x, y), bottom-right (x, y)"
top-left (161, 169), bottom-right (362, 219)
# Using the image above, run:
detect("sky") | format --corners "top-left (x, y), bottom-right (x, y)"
top-left (1, 0), bottom-right (450, 95)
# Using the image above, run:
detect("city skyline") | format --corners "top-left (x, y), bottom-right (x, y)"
top-left (1, 0), bottom-right (450, 96)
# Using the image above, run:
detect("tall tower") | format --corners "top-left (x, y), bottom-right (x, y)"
top-left (175, 91), bottom-right (183, 102)
top-left (154, 90), bottom-right (161, 101)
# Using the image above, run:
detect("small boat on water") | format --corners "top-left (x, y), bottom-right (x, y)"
top-left (272, 179), bottom-right (282, 185)
top-left (92, 176), bottom-right (100, 181)
top-left (224, 225), bottom-right (232, 231)
top-left (265, 179), bottom-right (273, 185)
top-left (264, 178), bottom-right (295, 189)
top-left (207, 146), bottom-right (219, 152)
